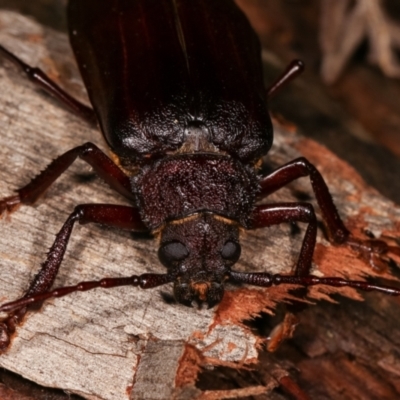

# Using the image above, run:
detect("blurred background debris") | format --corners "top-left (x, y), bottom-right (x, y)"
top-left (320, 0), bottom-right (400, 83)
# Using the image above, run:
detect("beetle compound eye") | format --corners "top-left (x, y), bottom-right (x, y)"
top-left (158, 241), bottom-right (189, 266)
top-left (221, 241), bottom-right (241, 263)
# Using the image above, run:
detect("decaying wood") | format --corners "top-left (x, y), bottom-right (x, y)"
top-left (132, 340), bottom-right (187, 400)
top-left (0, 10), bottom-right (399, 400)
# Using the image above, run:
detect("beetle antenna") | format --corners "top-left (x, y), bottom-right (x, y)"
top-left (266, 59), bottom-right (304, 99)
top-left (0, 273), bottom-right (173, 315)
top-left (229, 271), bottom-right (400, 296)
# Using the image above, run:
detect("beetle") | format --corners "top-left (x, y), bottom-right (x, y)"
top-left (0, 0), bottom-right (399, 351)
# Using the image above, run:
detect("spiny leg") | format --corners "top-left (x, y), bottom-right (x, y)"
top-left (258, 157), bottom-right (400, 270)
top-left (0, 204), bottom-right (148, 350)
top-left (0, 44), bottom-right (96, 124)
top-left (0, 142), bottom-right (134, 215)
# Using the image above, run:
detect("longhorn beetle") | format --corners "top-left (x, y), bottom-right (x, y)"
top-left (0, 0), bottom-right (399, 351)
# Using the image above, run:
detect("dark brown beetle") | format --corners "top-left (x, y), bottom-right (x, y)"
top-left (0, 0), bottom-right (399, 351)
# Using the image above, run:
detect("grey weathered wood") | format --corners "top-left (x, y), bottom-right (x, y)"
top-left (132, 340), bottom-right (186, 400)
top-left (0, 10), bottom-right (398, 400)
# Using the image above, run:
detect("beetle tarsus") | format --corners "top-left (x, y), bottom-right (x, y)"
top-left (0, 312), bottom-right (20, 351)
top-left (346, 237), bottom-right (400, 273)
top-left (0, 322), bottom-right (11, 351)
top-left (0, 194), bottom-right (21, 216)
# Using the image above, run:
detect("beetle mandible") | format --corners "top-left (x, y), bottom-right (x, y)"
top-left (0, 0), bottom-right (399, 350)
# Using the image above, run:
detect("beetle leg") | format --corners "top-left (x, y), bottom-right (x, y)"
top-left (0, 203), bottom-right (148, 350)
top-left (259, 157), bottom-right (349, 243)
top-left (229, 271), bottom-right (400, 296)
top-left (26, 204), bottom-right (147, 296)
top-left (250, 202), bottom-right (317, 277)
top-left (266, 60), bottom-right (304, 99)
top-left (258, 157), bottom-right (400, 271)
top-left (246, 202), bottom-right (399, 350)
top-left (0, 142), bottom-right (134, 215)
top-left (0, 45), bottom-right (96, 124)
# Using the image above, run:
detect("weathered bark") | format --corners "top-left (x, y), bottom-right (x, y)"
top-left (0, 9), bottom-right (399, 400)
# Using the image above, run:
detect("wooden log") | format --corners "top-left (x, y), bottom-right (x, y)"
top-left (0, 9), bottom-right (398, 400)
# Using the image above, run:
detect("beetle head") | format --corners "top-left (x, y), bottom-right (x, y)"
top-left (158, 213), bottom-right (240, 308)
